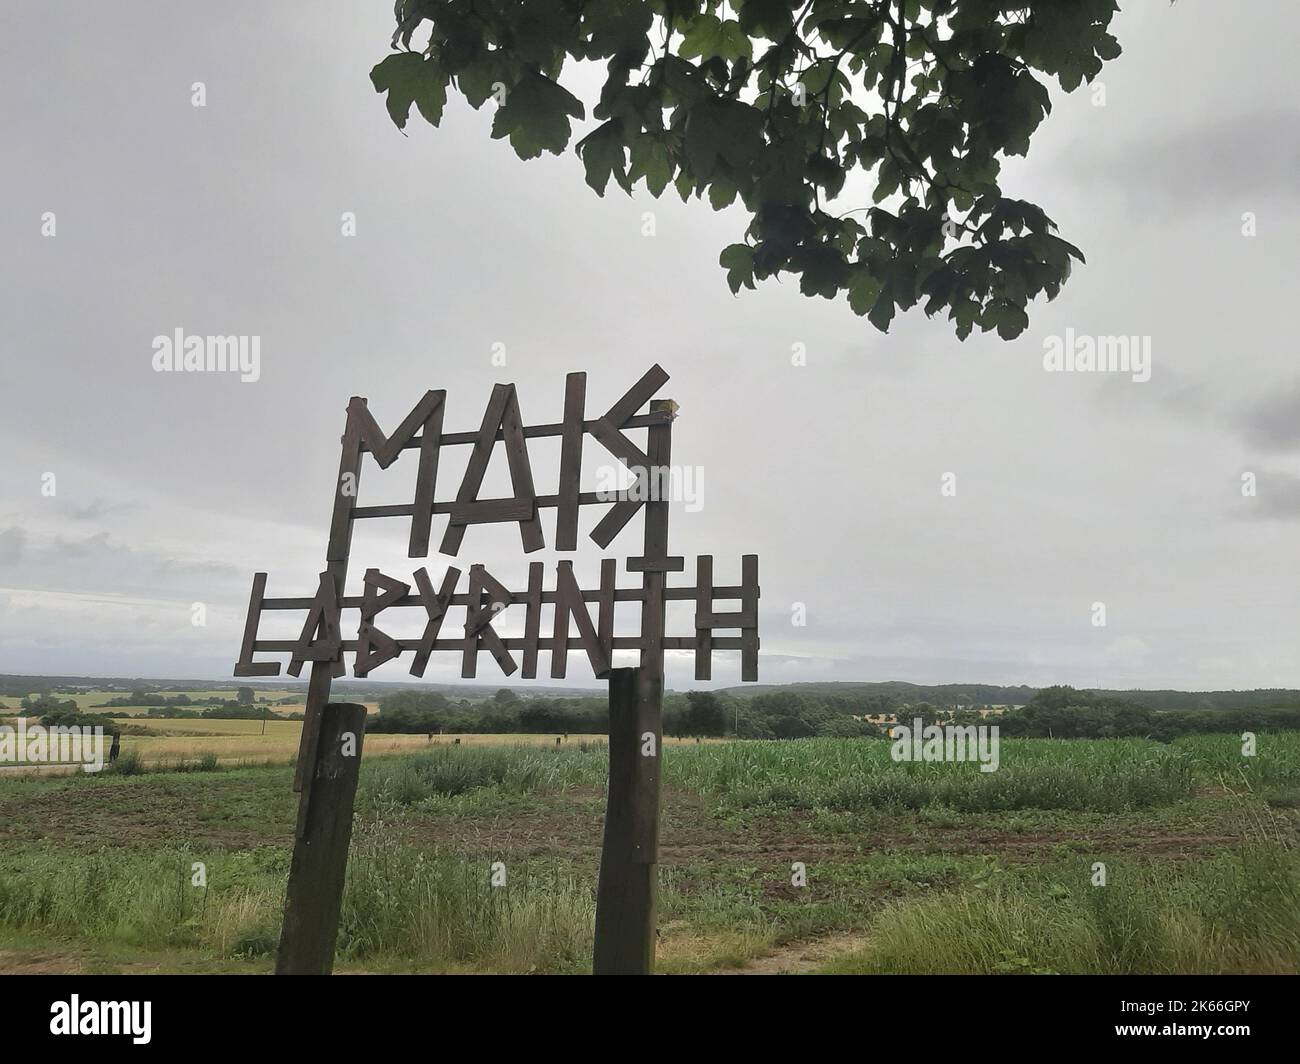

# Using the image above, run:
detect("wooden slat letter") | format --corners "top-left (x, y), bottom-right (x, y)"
top-left (354, 569), bottom-right (410, 677)
top-left (287, 572), bottom-right (345, 678)
top-left (409, 565), bottom-right (461, 677)
top-left (461, 565), bottom-right (517, 678)
top-left (234, 573), bottom-right (281, 676)
top-left (344, 391), bottom-right (446, 558)
top-left (552, 560), bottom-right (611, 679)
top-left (441, 384), bottom-right (543, 556)
top-left (588, 365), bottom-right (671, 549)
top-left (556, 372), bottom-right (586, 551)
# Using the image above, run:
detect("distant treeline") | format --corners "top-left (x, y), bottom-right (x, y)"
top-left (372, 689), bottom-right (607, 735)
top-left (371, 688), bottom-right (737, 737)
top-left (372, 689), bottom-right (937, 739)
top-left (11, 693), bottom-right (302, 725)
top-left (996, 687), bottom-right (1300, 740)
top-left (722, 681), bottom-right (1039, 706)
top-left (372, 685), bottom-right (1300, 741)
top-left (0, 675), bottom-right (272, 698)
top-left (116, 705), bottom-right (305, 722)
top-left (1092, 688), bottom-right (1300, 712)
top-left (720, 681), bottom-right (1300, 712)
top-left (92, 692), bottom-right (269, 709)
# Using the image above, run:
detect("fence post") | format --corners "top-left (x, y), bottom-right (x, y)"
top-left (593, 666), bottom-right (663, 974)
top-left (275, 701), bottom-right (367, 975)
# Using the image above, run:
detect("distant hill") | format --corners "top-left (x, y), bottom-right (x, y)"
top-left (716, 681), bottom-right (1039, 705)
top-left (5, 674), bottom-right (1299, 713)
top-left (1087, 688), bottom-right (1300, 711)
top-left (716, 681), bottom-right (1300, 712)
top-left (0, 673), bottom-right (600, 702)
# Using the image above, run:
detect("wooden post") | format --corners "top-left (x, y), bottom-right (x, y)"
top-left (275, 702), bottom-right (367, 975)
top-left (593, 666), bottom-right (663, 975)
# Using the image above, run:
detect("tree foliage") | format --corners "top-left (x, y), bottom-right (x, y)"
top-left (372, 0), bottom-right (1121, 337)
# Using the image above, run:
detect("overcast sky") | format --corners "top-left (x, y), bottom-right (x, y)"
top-left (1, 1), bottom-right (1297, 692)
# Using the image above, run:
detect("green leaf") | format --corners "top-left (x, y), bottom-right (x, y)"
top-left (578, 120), bottom-right (629, 195)
top-left (977, 299), bottom-right (1028, 340)
top-left (683, 99), bottom-right (764, 181)
top-left (992, 301), bottom-right (1029, 340)
top-left (458, 55), bottom-right (516, 109)
top-left (679, 15), bottom-right (751, 63)
top-left (847, 270), bottom-right (883, 316)
top-left (717, 21), bottom-right (753, 63)
top-left (1095, 34), bottom-right (1122, 62)
top-left (737, 0), bottom-right (794, 41)
top-left (708, 173), bottom-right (738, 210)
top-left (867, 287), bottom-right (895, 332)
top-left (719, 243), bottom-right (756, 294)
top-left (629, 136), bottom-right (673, 196)
top-left (491, 72), bottom-right (585, 159)
top-left (678, 15), bottom-right (724, 60)
top-left (370, 53), bottom-right (448, 130)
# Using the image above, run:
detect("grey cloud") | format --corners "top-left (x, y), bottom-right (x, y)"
top-left (3, 529), bottom-right (242, 597)
top-left (1235, 383), bottom-right (1300, 453)
top-left (1057, 108), bottom-right (1300, 212)
top-left (1244, 471), bottom-right (1300, 521)
top-left (66, 498), bottom-right (142, 521)
top-left (0, 528), bottom-right (26, 565)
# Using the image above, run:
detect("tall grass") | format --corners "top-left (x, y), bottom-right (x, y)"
top-left (360, 744), bottom-right (605, 806)
top-left (359, 737), bottom-right (1200, 813)
top-left (338, 811), bottom-right (593, 972)
top-left (1174, 732), bottom-right (1300, 794)
top-left (0, 847), bottom-right (285, 956)
top-left (0, 819), bottom-right (594, 973)
top-left (664, 738), bottom-right (1195, 812)
top-left (825, 845), bottom-right (1300, 974)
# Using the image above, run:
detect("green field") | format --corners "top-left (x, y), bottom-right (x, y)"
top-left (0, 720), bottom-right (712, 775)
top-left (0, 689), bottom-right (311, 715)
top-left (0, 732), bottom-right (1296, 974)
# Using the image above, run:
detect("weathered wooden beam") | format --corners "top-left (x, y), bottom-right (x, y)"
top-left (255, 635), bottom-right (749, 653)
top-left (740, 554), bottom-right (760, 683)
top-left (260, 580), bottom-right (754, 610)
top-left (521, 561), bottom-right (545, 679)
top-left (556, 372), bottom-right (587, 551)
top-left (694, 555), bottom-right (713, 682)
top-left (276, 702), bottom-right (367, 975)
top-left (592, 667), bottom-right (662, 975)
top-left (356, 410), bottom-right (670, 453)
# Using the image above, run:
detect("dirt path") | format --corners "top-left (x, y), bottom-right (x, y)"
top-left (715, 932), bottom-right (868, 975)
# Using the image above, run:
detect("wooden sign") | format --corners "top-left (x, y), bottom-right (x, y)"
top-left (236, 365), bottom-right (759, 975)
top-left (235, 366), bottom-right (757, 684)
